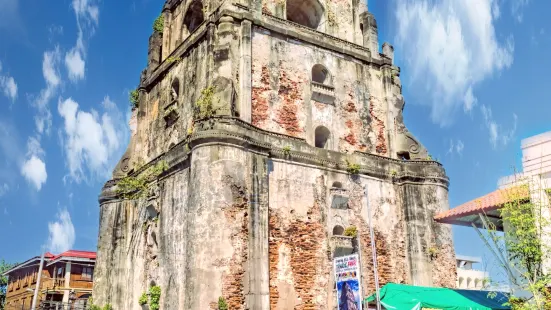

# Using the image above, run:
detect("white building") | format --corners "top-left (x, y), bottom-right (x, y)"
top-left (456, 255), bottom-right (489, 290)
top-left (437, 130), bottom-right (551, 295)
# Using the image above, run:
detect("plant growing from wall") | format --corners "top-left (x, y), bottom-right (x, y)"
top-left (102, 304), bottom-right (113, 310)
top-left (282, 145), bottom-right (291, 156)
top-left (218, 297), bottom-right (228, 310)
top-left (153, 14), bottom-right (164, 33)
top-left (116, 160), bottom-right (169, 200)
top-left (345, 160), bottom-right (360, 175)
top-left (149, 286), bottom-right (161, 310)
top-left (479, 170), bottom-right (551, 309)
top-left (428, 246), bottom-right (438, 259)
top-left (138, 291), bottom-right (148, 305)
top-left (326, 8), bottom-right (338, 28)
top-left (166, 56), bottom-right (182, 64)
top-left (390, 170), bottom-right (397, 177)
top-left (194, 86), bottom-right (219, 119)
top-left (344, 226), bottom-right (357, 237)
top-left (129, 89), bottom-right (139, 109)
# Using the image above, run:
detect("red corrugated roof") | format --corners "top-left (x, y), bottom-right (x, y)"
top-left (50, 250), bottom-right (96, 261)
top-left (434, 185), bottom-right (530, 222)
top-left (44, 252), bottom-right (55, 259)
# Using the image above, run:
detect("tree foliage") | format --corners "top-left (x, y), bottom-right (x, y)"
top-left (480, 174), bottom-right (551, 309)
top-left (0, 260), bottom-right (15, 310)
top-left (129, 89), bottom-right (139, 109)
top-left (153, 15), bottom-right (164, 33)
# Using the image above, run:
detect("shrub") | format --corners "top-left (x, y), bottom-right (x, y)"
top-left (153, 15), bottom-right (164, 33)
top-left (344, 226), bottom-right (357, 237)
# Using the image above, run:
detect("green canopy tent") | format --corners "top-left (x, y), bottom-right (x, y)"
top-left (364, 283), bottom-right (510, 310)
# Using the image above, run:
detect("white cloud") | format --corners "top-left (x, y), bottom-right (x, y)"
top-left (58, 96), bottom-right (127, 182)
top-left (456, 140), bottom-right (464, 155)
top-left (447, 139), bottom-right (465, 156)
top-left (33, 47), bottom-right (62, 134)
top-left (463, 86), bottom-right (477, 112)
top-left (20, 136), bottom-right (47, 191)
top-left (21, 155), bottom-right (47, 190)
top-left (47, 208), bottom-right (75, 253)
top-left (65, 48), bottom-right (85, 82)
top-left (481, 105), bottom-right (517, 149)
top-left (511, 0), bottom-right (530, 22)
top-left (0, 61), bottom-right (18, 102)
top-left (0, 183), bottom-right (8, 196)
top-left (64, 0), bottom-right (99, 82)
top-left (395, 0), bottom-right (513, 126)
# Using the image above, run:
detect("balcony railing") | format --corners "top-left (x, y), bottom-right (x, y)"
top-left (311, 82), bottom-right (335, 104)
top-left (42, 278), bottom-right (66, 290)
top-left (331, 235), bottom-right (355, 258)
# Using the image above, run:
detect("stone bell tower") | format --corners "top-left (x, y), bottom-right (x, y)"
top-left (93, 0), bottom-right (456, 309)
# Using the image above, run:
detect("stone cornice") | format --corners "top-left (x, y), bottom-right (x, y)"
top-left (142, 2), bottom-right (391, 90)
top-left (99, 117), bottom-right (449, 204)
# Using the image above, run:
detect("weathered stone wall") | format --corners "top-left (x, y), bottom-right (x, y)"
top-left (95, 1), bottom-right (457, 309)
top-left (251, 28), bottom-right (380, 155)
top-left (259, 0), bottom-right (366, 45)
top-left (132, 39), bottom-right (208, 165)
top-left (94, 169), bottom-right (191, 309)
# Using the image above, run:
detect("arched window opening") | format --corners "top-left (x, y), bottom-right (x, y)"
top-left (170, 78), bottom-right (180, 102)
top-left (315, 126), bottom-right (330, 149)
top-left (312, 64), bottom-right (331, 85)
top-left (332, 225), bottom-right (344, 236)
top-left (286, 0), bottom-right (324, 29)
top-left (332, 181), bottom-right (342, 189)
top-left (184, 1), bottom-right (204, 34)
top-left (474, 279), bottom-right (480, 288)
top-left (466, 278), bottom-right (472, 288)
top-left (458, 277), bottom-right (464, 288)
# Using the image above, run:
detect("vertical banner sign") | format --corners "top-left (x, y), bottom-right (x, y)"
top-left (334, 254), bottom-right (363, 310)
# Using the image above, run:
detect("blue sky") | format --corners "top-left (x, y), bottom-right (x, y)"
top-left (0, 0), bottom-right (547, 287)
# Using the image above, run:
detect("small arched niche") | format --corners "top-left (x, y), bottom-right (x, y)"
top-left (170, 78), bottom-right (180, 102)
top-left (312, 64), bottom-right (331, 85)
top-left (286, 0), bottom-right (324, 29)
top-left (184, 0), bottom-right (205, 34)
top-left (332, 181), bottom-right (343, 189)
top-left (315, 126), bottom-right (330, 149)
top-left (332, 225), bottom-right (344, 236)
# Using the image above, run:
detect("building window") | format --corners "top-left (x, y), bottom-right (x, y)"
top-left (184, 1), bottom-right (204, 34)
top-left (332, 225), bottom-right (345, 236)
top-left (311, 64), bottom-right (331, 85)
top-left (286, 0), bottom-right (324, 29)
top-left (57, 267), bottom-right (64, 279)
top-left (82, 267), bottom-right (93, 281)
top-left (314, 126), bottom-right (330, 149)
top-left (170, 78), bottom-right (180, 102)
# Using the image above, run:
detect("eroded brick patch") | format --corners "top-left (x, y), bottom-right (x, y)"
top-left (252, 65), bottom-right (270, 127)
top-left (369, 97), bottom-right (387, 155)
top-left (269, 203), bottom-right (326, 309)
top-left (275, 62), bottom-right (303, 137)
top-left (220, 177), bottom-right (249, 310)
top-left (344, 133), bottom-right (357, 145)
top-left (431, 243), bottom-right (457, 287)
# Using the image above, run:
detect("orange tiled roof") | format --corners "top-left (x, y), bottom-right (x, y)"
top-left (434, 185), bottom-right (530, 222)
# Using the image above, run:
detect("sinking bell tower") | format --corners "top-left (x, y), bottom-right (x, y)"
top-left (93, 0), bottom-right (457, 309)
